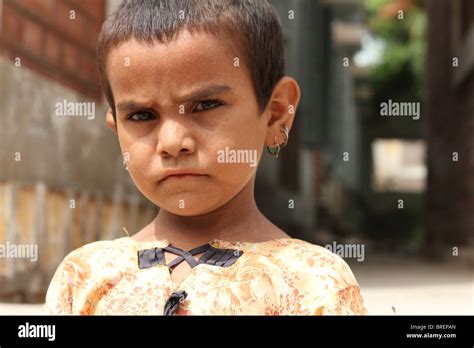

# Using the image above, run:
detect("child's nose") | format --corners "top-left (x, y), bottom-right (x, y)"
top-left (155, 119), bottom-right (196, 158)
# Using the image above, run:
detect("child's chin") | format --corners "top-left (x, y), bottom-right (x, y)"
top-left (156, 198), bottom-right (221, 216)
top-left (161, 206), bottom-right (215, 216)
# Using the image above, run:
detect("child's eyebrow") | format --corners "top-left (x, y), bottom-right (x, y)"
top-left (116, 84), bottom-right (232, 114)
top-left (116, 100), bottom-right (151, 114)
top-left (176, 84), bottom-right (232, 104)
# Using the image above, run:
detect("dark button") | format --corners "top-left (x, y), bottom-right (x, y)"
top-left (163, 290), bottom-right (188, 316)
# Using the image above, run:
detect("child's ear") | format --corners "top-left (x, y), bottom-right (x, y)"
top-left (265, 76), bottom-right (301, 147)
top-left (106, 109), bottom-right (118, 134)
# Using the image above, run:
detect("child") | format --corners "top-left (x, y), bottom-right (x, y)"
top-left (45, 0), bottom-right (367, 315)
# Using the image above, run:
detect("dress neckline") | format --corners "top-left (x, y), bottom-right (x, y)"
top-left (122, 236), bottom-right (294, 251)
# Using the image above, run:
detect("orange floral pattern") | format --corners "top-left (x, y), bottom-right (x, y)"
top-left (44, 237), bottom-right (368, 315)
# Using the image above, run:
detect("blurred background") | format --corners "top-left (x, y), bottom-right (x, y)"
top-left (0, 0), bottom-right (473, 314)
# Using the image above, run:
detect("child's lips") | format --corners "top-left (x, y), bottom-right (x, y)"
top-left (159, 170), bottom-right (207, 183)
top-left (162, 174), bottom-right (205, 182)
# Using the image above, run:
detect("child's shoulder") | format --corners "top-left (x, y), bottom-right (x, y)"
top-left (267, 238), bottom-right (366, 314)
top-left (57, 237), bottom-right (138, 270)
top-left (261, 238), bottom-right (350, 264)
top-left (259, 238), bottom-right (360, 284)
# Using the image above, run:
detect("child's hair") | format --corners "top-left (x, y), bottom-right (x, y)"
top-left (97, 0), bottom-right (285, 118)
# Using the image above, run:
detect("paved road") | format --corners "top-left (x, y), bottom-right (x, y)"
top-left (350, 256), bottom-right (473, 315)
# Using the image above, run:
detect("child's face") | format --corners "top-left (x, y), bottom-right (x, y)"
top-left (106, 30), bottom-right (270, 216)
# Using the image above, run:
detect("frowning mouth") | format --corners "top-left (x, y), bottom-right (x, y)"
top-left (158, 170), bottom-right (207, 183)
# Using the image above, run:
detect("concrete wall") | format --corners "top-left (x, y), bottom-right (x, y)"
top-left (0, 56), bottom-right (139, 197)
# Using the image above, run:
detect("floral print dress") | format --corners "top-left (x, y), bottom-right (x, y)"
top-left (44, 237), bottom-right (367, 315)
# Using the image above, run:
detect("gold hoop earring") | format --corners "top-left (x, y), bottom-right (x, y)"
top-left (266, 136), bottom-right (281, 158)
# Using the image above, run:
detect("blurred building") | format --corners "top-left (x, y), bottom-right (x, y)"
top-left (265, 0), bottom-right (427, 250)
top-left (0, 0), bottom-right (155, 302)
top-left (424, 0), bottom-right (474, 261)
top-left (261, 0), bottom-right (368, 244)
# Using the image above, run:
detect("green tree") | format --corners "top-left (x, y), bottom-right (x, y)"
top-left (365, 0), bottom-right (426, 101)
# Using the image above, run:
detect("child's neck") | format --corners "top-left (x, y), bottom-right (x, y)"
top-left (136, 179), bottom-right (289, 250)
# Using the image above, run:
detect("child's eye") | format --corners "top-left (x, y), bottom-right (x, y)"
top-left (128, 111), bottom-right (155, 121)
top-left (193, 99), bottom-right (222, 112)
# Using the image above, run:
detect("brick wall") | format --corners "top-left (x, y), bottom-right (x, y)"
top-left (425, 0), bottom-right (474, 256)
top-left (1, 0), bottom-right (105, 99)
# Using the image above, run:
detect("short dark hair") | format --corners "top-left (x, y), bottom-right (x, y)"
top-left (97, 0), bottom-right (285, 118)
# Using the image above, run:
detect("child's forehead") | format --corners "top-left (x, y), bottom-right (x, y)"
top-left (107, 30), bottom-right (249, 96)
top-left (108, 30), bottom-right (241, 74)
